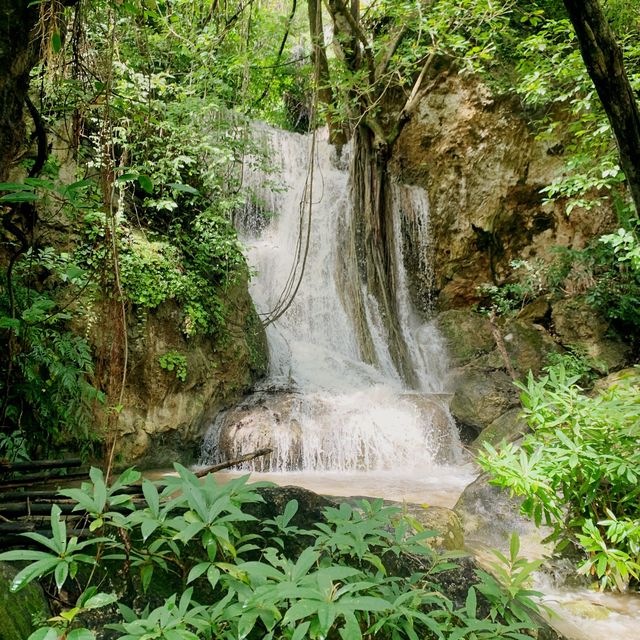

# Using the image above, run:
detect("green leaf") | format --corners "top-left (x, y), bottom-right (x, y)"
top-left (0, 191), bottom-right (40, 202)
top-left (137, 174), bottom-right (154, 194)
top-left (465, 586), bottom-right (477, 618)
top-left (11, 557), bottom-right (60, 591)
top-left (0, 549), bottom-right (55, 561)
top-left (510, 532), bottom-right (520, 562)
top-left (54, 561), bottom-right (69, 590)
top-left (168, 182), bottom-right (200, 195)
top-left (187, 562), bottom-right (211, 584)
top-left (0, 182), bottom-right (34, 191)
top-left (83, 592), bottom-right (118, 609)
top-left (27, 628), bottom-right (58, 640)
top-left (142, 479), bottom-right (160, 516)
top-left (291, 621), bottom-right (311, 640)
top-left (50, 504), bottom-right (67, 554)
top-left (51, 31), bottom-right (62, 53)
top-left (67, 630), bottom-right (96, 640)
top-left (140, 563), bottom-right (154, 592)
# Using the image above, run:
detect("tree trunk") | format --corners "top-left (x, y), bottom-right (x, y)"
top-left (0, 1), bottom-right (39, 181)
top-left (563, 0), bottom-right (640, 216)
top-left (307, 0), bottom-right (347, 145)
top-left (344, 129), bottom-right (418, 387)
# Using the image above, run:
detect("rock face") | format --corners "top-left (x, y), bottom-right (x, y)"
top-left (551, 297), bottom-right (629, 371)
top-left (115, 280), bottom-right (268, 465)
top-left (391, 70), bottom-right (617, 312)
top-left (434, 303), bottom-right (630, 448)
top-left (0, 561), bottom-right (51, 640)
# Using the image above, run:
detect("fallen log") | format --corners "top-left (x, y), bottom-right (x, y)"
top-left (0, 470), bottom-right (90, 490)
top-left (194, 448), bottom-right (273, 478)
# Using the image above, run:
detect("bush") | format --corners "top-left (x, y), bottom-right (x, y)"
top-left (479, 364), bottom-right (640, 590)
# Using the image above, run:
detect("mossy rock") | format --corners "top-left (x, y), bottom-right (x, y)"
top-left (402, 504), bottom-right (465, 551)
top-left (450, 368), bottom-right (519, 432)
top-left (470, 407), bottom-right (527, 453)
top-left (435, 310), bottom-right (494, 366)
top-left (551, 297), bottom-right (629, 371)
top-left (0, 561), bottom-right (51, 640)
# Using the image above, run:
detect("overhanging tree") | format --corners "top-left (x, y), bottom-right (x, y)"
top-left (563, 0), bottom-right (640, 216)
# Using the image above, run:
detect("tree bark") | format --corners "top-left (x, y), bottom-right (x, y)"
top-left (563, 0), bottom-right (640, 216)
top-left (0, 1), bottom-right (40, 181)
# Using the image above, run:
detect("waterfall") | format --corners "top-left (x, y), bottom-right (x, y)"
top-left (201, 125), bottom-right (466, 474)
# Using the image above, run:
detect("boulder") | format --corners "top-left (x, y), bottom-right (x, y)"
top-left (454, 474), bottom-right (545, 554)
top-left (551, 297), bottom-right (629, 371)
top-left (214, 392), bottom-right (305, 471)
top-left (402, 504), bottom-right (465, 551)
top-left (0, 561), bottom-right (51, 640)
top-left (470, 407), bottom-right (527, 453)
top-left (449, 368), bottom-right (519, 433)
top-left (501, 320), bottom-right (560, 377)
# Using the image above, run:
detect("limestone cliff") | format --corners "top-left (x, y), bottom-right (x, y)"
top-left (115, 280), bottom-right (268, 466)
top-left (391, 70), bottom-right (616, 311)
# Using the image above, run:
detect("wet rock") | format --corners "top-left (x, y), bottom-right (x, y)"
top-left (449, 368), bottom-right (519, 433)
top-left (216, 392), bottom-right (305, 470)
top-left (403, 504), bottom-right (465, 551)
top-left (551, 297), bottom-right (629, 371)
top-left (561, 601), bottom-right (611, 621)
top-left (454, 474), bottom-right (541, 551)
top-left (0, 561), bottom-right (51, 640)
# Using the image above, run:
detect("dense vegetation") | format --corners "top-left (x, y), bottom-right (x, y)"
top-left (1, 1), bottom-right (640, 636)
top-left (1, 0), bottom-right (639, 457)
top-left (0, 466), bottom-right (546, 639)
top-left (480, 364), bottom-right (640, 591)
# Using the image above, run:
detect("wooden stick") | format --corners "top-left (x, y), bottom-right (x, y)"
top-left (489, 309), bottom-right (518, 381)
top-left (194, 448), bottom-right (272, 478)
top-left (0, 470), bottom-right (90, 489)
top-left (0, 458), bottom-right (82, 473)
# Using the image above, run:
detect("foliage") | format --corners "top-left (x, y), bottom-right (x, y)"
top-left (573, 237), bottom-right (640, 334)
top-left (544, 347), bottom-right (603, 388)
top-left (0, 179), bottom-right (105, 456)
top-left (0, 466), bottom-right (544, 639)
top-left (479, 363), bottom-right (640, 590)
top-left (476, 260), bottom-right (547, 316)
top-left (159, 351), bottom-right (188, 382)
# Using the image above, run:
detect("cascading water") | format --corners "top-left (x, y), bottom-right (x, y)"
top-left (201, 125), bottom-right (474, 503)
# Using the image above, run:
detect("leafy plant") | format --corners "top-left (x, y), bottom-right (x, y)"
top-left (158, 351), bottom-right (188, 382)
top-left (479, 363), bottom-right (640, 590)
top-left (0, 465), bottom-right (545, 639)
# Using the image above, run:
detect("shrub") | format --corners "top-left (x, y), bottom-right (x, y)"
top-left (479, 364), bottom-right (640, 590)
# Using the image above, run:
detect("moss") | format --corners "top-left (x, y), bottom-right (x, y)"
top-left (0, 561), bottom-right (51, 640)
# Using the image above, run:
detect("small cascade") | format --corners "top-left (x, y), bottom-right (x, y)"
top-left (201, 125), bottom-right (469, 481)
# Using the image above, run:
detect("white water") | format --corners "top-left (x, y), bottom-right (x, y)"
top-left (201, 125), bottom-right (473, 493)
